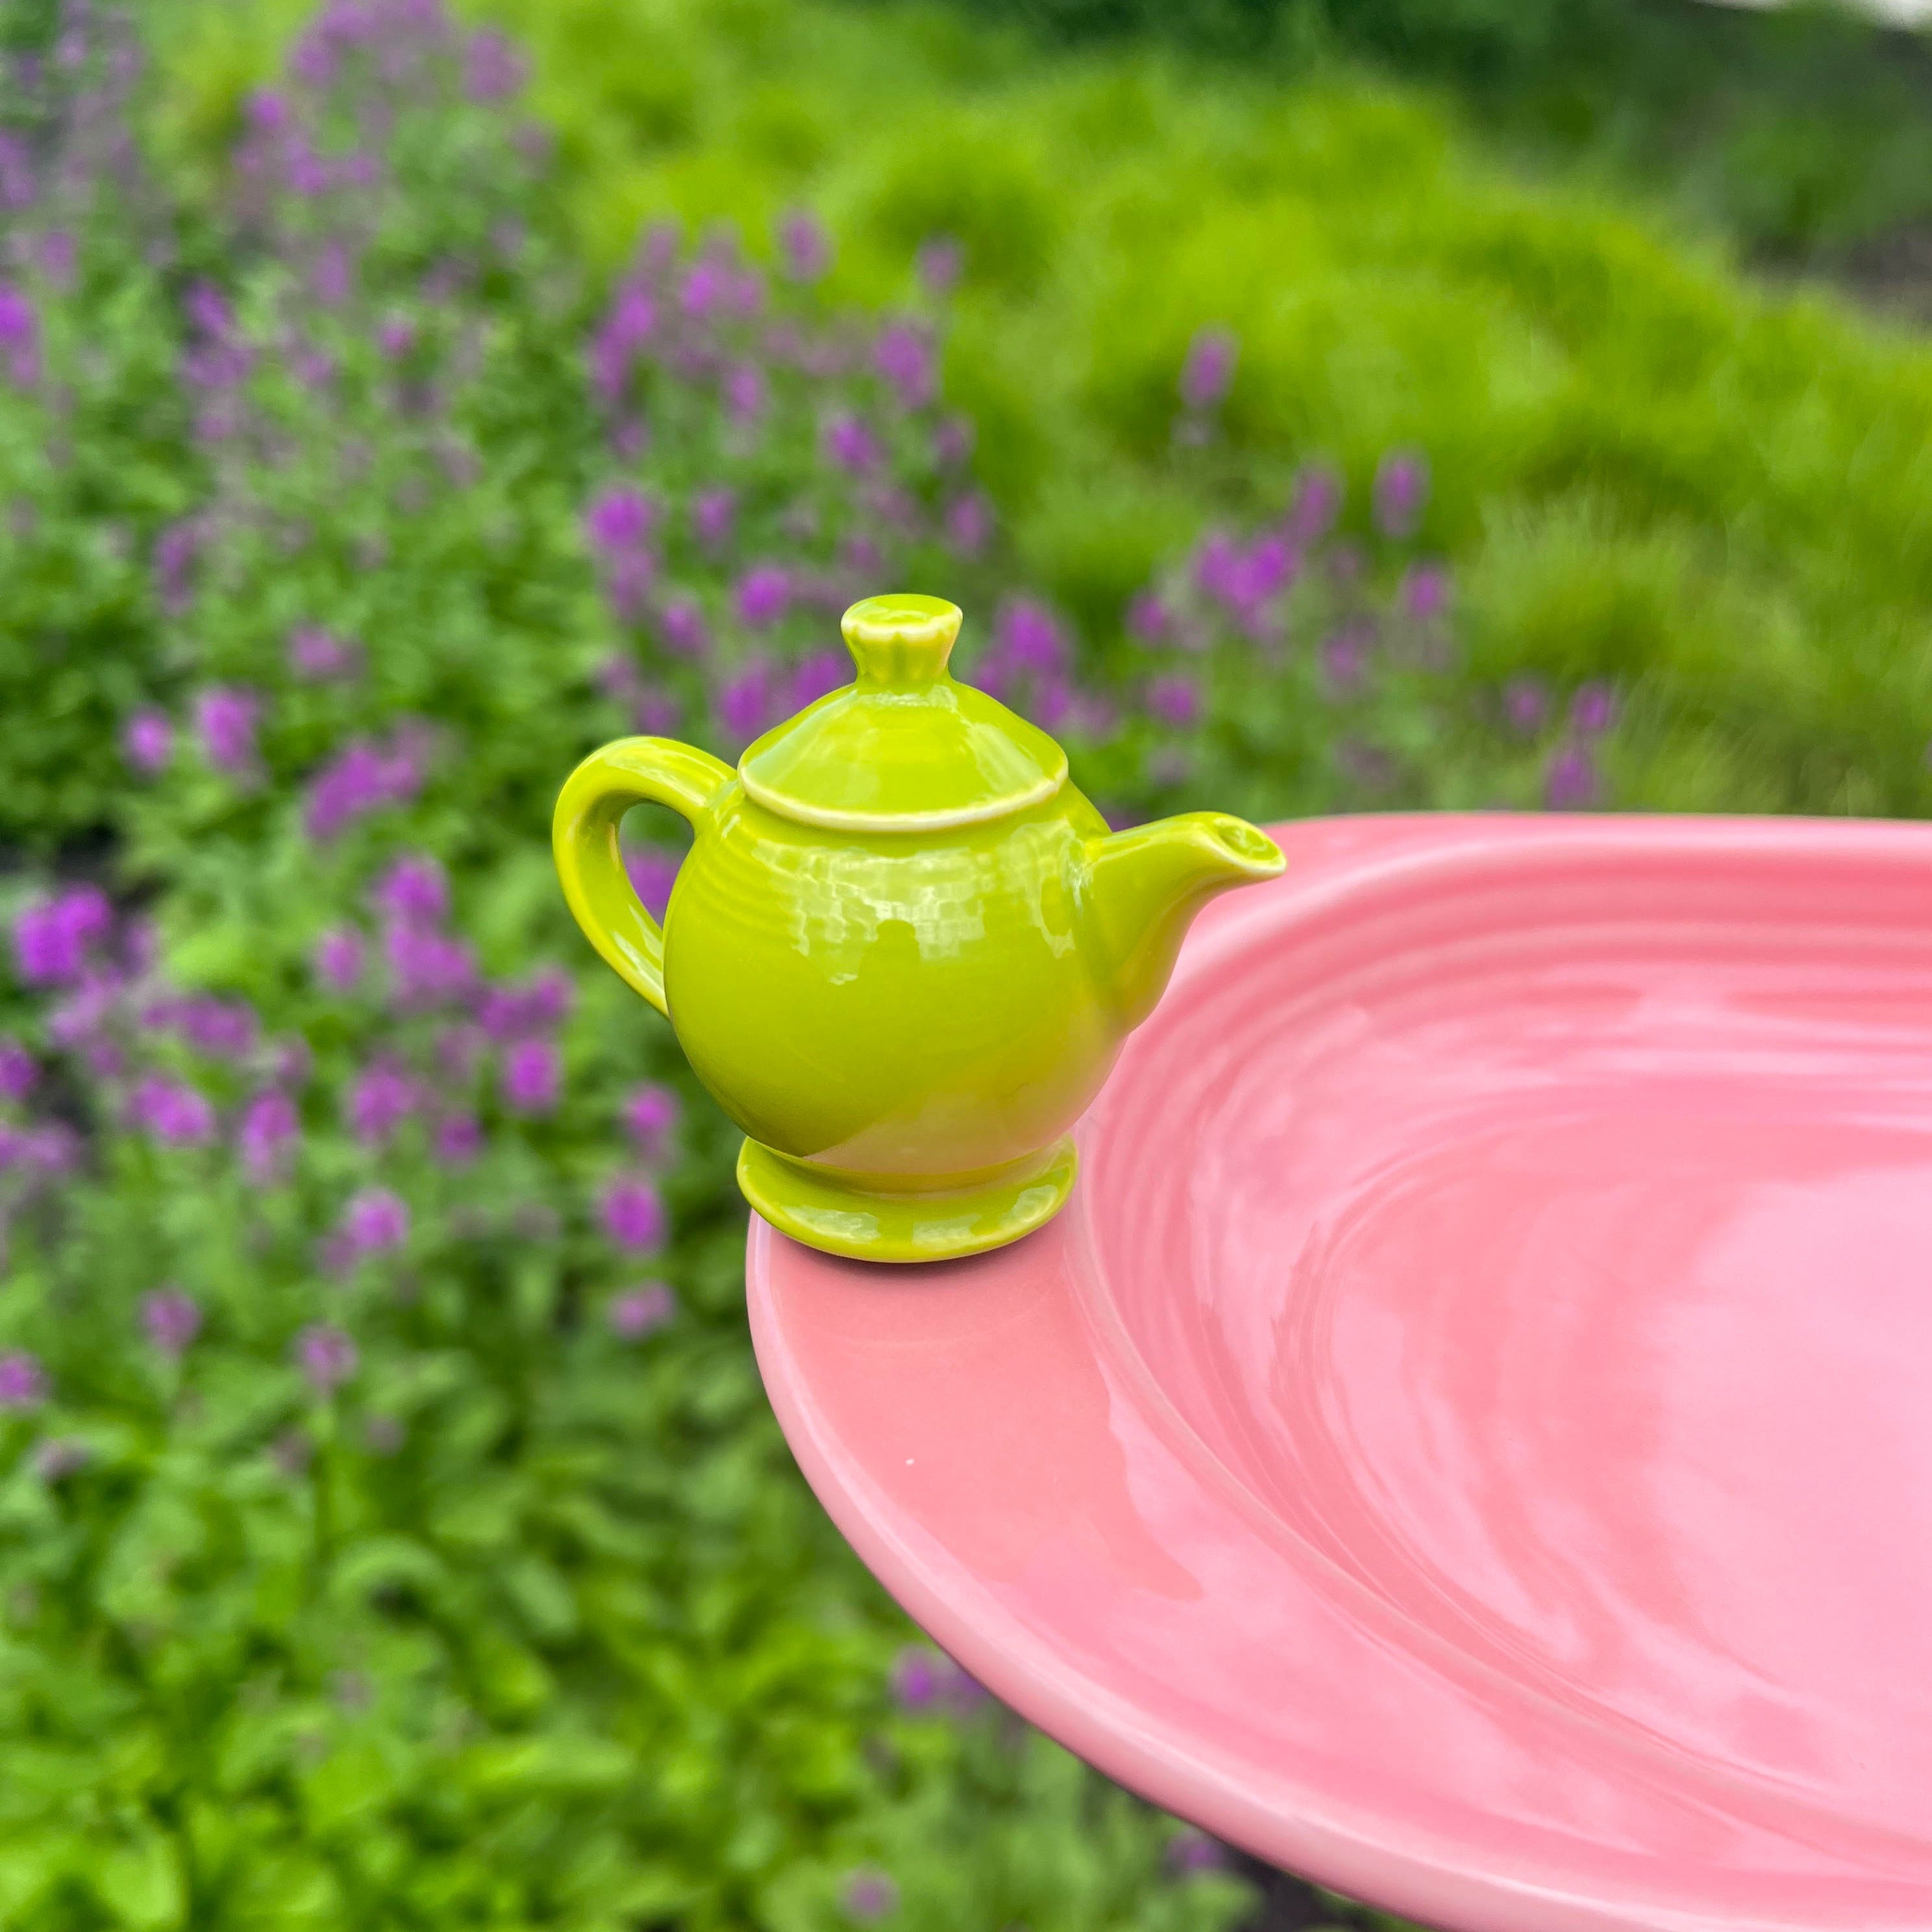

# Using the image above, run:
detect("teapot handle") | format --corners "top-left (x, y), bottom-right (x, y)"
top-left (552, 736), bottom-right (734, 1017)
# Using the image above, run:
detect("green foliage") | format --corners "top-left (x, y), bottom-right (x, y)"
top-left (1, 4), bottom-right (1487, 1925)
top-left (396, 0), bottom-right (1932, 830)
top-left (0, 25), bottom-right (194, 848)
top-left (841, 0), bottom-right (1932, 261)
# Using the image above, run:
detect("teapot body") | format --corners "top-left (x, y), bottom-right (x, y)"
top-left (667, 778), bottom-right (1122, 1182)
top-left (552, 593), bottom-right (1283, 1261)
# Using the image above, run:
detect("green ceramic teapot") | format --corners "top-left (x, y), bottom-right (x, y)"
top-left (553, 593), bottom-right (1283, 1262)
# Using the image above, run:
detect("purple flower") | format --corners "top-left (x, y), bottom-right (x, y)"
top-left (601, 547), bottom-right (656, 622)
top-left (177, 995), bottom-right (259, 1058)
top-left (1285, 465), bottom-right (1343, 545)
top-left (621, 1083), bottom-right (680, 1156)
top-left (341, 1187), bottom-right (409, 1256)
top-left (995, 599), bottom-right (1068, 678)
top-left (595, 652), bottom-right (643, 708)
top-left (1400, 562), bottom-right (1452, 623)
top-left (1146, 673), bottom-right (1200, 730)
top-left (0, 133), bottom-right (32, 213)
top-left (874, 321), bottom-right (935, 410)
top-left (1544, 742), bottom-right (1600, 811)
top-left (840, 1868), bottom-right (898, 1924)
top-left (823, 413), bottom-right (878, 474)
top-left (1374, 449), bottom-right (1430, 539)
top-left (0, 1352), bottom-right (47, 1411)
top-left (185, 280), bottom-right (232, 340)
top-left (585, 484), bottom-right (656, 554)
top-left (434, 1112), bottom-right (482, 1164)
top-left (436, 1026), bottom-right (484, 1084)
top-left (194, 686), bottom-right (260, 776)
top-left (723, 363), bottom-right (766, 424)
top-left (142, 1289), bottom-right (203, 1357)
top-left (625, 848), bottom-right (679, 921)
top-left (270, 1035), bottom-right (312, 1088)
top-left (718, 663), bottom-right (776, 741)
top-left (295, 1324), bottom-right (357, 1394)
top-left (304, 730), bottom-right (427, 839)
top-left (0, 284), bottom-right (40, 386)
top-left (734, 565), bottom-right (791, 630)
top-left (348, 1061), bottom-right (418, 1146)
top-left (477, 969), bottom-right (573, 1041)
top-left (385, 924), bottom-right (477, 1009)
top-left (1572, 682), bottom-right (1617, 737)
top-left (240, 1089), bottom-right (300, 1180)
top-left (790, 650), bottom-right (846, 711)
top-left (634, 688), bottom-right (680, 736)
top-left (1193, 530), bottom-right (1290, 615)
top-left (609, 1282), bottom-right (675, 1339)
top-left (1125, 593), bottom-right (1169, 645)
top-left (1503, 676), bottom-right (1550, 737)
top-left (916, 235), bottom-right (963, 299)
top-left (778, 208), bottom-right (832, 283)
top-left (1321, 623), bottom-right (1370, 697)
top-left (889, 1644), bottom-right (946, 1711)
top-left (38, 230), bottom-right (75, 292)
top-left (589, 280), bottom-right (656, 401)
top-left (0, 1039), bottom-right (36, 1102)
top-left (464, 26), bottom-right (525, 100)
top-left (1166, 1829), bottom-right (1226, 1876)
top-left (601, 1176), bottom-right (666, 1252)
top-left (123, 709), bottom-right (173, 776)
top-left (129, 1076), bottom-right (217, 1148)
top-left (501, 1038), bottom-right (560, 1115)
top-left (14, 887), bottom-right (111, 986)
top-left (650, 600), bottom-right (705, 662)
top-left (311, 240), bottom-right (354, 307)
top-left (314, 928), bottom-right (365, 993)
top-left (371, 856), bottom-right (449, 927)
top-left (691, 488), bottom-right (736, 551)
top-left (944, 492), bottom-right (992, 557)
top-left (153, 522), bottom-right (199, 614)
top-left (289, 624), bottom-right (362, 680)
top-left (1179, 324), bottom-right (1237, 414)
top-left (375, 314), bottom-right (417, 358)
top-left (0, 1122), bottom-right (77, 1178)
top-left (932, 415), bottom-right (974, 467)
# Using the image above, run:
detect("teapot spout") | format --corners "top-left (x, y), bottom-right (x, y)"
top-left (1085, 811), bottom-right (1283, 1028)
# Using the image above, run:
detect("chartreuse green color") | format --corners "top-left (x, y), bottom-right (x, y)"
top-left (555, 596), bottom-right (1282, 1260)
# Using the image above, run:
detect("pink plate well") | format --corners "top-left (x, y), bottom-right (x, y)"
top-left (745, 813), bottom-right (1932, 1932)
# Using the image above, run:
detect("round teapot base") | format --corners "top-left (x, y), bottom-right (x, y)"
top-left (736, 1136), bottom-right (1078, 1263)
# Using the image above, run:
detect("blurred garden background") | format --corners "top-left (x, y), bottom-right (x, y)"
top-left (5, 0), bottom-right (1932, 1924)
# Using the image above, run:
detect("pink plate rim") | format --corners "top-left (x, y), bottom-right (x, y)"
top-left (745, 813), bottom-right (1932, 1932)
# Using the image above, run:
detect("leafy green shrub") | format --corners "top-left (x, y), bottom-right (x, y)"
top-left (1, 3), bottom-right (1572, 1924)
top-left (436, 0), bottom-right (1932, 833)
top-left (0, 10), bottom-right (194, 848)
top-left (842, 0), bottom-right (1932, 264)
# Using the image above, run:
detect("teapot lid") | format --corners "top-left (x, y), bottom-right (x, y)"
top-left (737, 594), bottom-right (1069, 832)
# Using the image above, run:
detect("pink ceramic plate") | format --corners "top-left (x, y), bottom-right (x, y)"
top-left (746, 813), bottom-right (1932, 1932)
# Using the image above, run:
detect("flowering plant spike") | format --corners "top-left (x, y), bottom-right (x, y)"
top-left (554, 593), bottom-right (1284, 1261)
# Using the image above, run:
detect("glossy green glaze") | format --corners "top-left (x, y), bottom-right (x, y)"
top-left (552, 594), bottom-right (1284, 1262)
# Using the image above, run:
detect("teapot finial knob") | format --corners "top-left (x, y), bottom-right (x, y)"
top-left (841, 593), bottom-right (961, 689)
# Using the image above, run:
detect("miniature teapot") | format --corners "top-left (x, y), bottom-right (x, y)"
top-left (553, 593), bottom-right (1283, 1262)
